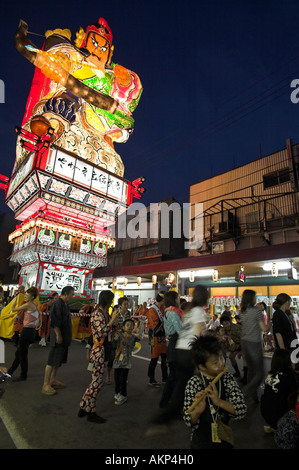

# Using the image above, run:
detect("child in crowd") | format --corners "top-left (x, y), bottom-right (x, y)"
top-left (113, 317), bottom-right (145, 405)
top-left (183, 333), bottom-right (247, 449)
top-left (219, 315), bottom-right (242, 378)
top-left (274, 390), bottom-right (299, 449)
top-left (260, 349), bottom-right (298, 432)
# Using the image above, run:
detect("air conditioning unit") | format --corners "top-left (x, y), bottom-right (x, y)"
top-left (212, 242), bottom-right (224, 253)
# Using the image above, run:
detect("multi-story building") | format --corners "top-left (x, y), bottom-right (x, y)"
top-left (94, 139), bottom-right (299, 314)
top-left (190, 138), bottom-right (299, 256)
top-left (185, 138), bottom-right (299, 313)
top-left (93, 197), bottom-right (187, 306)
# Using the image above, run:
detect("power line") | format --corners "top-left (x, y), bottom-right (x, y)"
top-left (129, 58), bottom-right (299, 164)
top-left (164, 122), bottom-right (297, 203)
top-left (186, 147), bottom-right (294, 201)
top-left (140, 82), bottom-right (290, 174)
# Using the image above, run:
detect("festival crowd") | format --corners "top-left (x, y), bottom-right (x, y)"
top-left (0, 284), bottom-right (298, 449)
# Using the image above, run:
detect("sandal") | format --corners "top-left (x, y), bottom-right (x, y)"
top-left (50, 381), bottom-right (66, 389)
top-left (41, 386), bottom-right (57, 396)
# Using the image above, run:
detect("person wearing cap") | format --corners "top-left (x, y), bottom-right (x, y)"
top-left (146, 292), bottom-right (168, 387)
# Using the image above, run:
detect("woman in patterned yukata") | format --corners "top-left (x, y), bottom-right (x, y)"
top-left (78, 290), bottom-right (119, 423)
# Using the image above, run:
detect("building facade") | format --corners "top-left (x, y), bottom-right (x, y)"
top-left (93, 197), bottom-right (187, 306)
top-left (190, 138), bottom-right (299, 256)
top-left (185, 138), bottom-right (299, 315)
top-left (93, 140), bottom-right (299, 315)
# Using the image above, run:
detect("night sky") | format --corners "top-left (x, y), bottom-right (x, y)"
top-left (1, 0), bottom-right (299, 215)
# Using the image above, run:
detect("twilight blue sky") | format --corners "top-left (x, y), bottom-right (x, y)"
top-left (1, 0), bottom-right (299, 213)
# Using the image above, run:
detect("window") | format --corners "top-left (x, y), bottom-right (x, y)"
top-left (263, 168), bottom-right (290, 189)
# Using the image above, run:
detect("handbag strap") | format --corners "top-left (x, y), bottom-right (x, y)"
top-left (115, 344), bottom-right (124, 359)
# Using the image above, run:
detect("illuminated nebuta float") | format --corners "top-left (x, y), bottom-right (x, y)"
top-left (4, 18), bottom-right (144, 296)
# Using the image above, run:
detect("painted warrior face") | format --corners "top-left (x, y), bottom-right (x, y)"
top-left (86, 32), bottom-right (110, 69)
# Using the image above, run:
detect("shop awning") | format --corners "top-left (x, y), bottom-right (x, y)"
top-left (94, 240), bottom-right (299, 281)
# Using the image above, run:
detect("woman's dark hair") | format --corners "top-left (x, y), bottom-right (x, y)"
top-left (272, 293), bottom-right (291, 311)
top-left (259, 301), bottom-right (267, 311)
top-left (240, 289), bottom-right (256, 312)
top-left (191, 285), bottom-right (209, 308)
top-left (98, 290), bottom-right (114, 308)
top-left (164, 291), bottom-right (179, 308)
top-left (220, 315), bottom-right (231, 325)
top-left (190, 332), bottom-right (223, 367)
top-left (269, 349), bottom-right (293, 376)
top-left (26, 286), bottom-right (39, 300)
top-left (181, 301), bottom-right (191, 311)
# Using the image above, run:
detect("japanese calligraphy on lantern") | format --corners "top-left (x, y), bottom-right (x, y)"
top-left (41, 268), bottom-right (85, 293)
top-left (54, 151), bottom-right (76, 180)
top-left (74, 159), bottom-right (93, 187)
top-left (48, 148), bottom-right (126, 202)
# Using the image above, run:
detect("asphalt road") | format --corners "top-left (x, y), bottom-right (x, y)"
top-left (0, 336), bottom-right (277, 451)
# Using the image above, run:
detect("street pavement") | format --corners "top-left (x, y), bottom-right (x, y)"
top-left (0, 337), bottom-right (278, 451)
